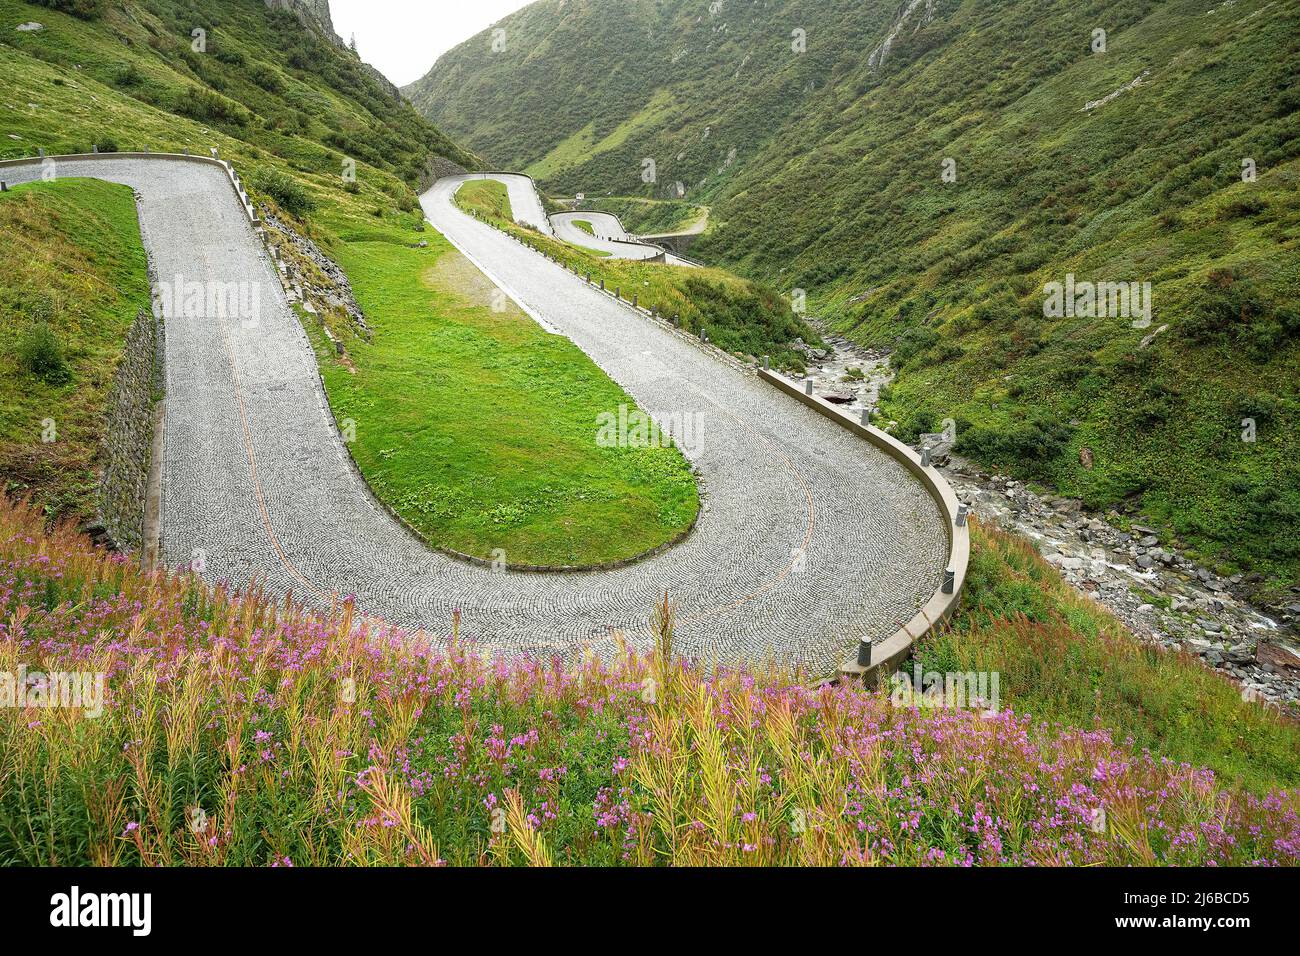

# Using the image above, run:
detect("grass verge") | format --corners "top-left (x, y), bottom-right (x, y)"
top-left (922, 519), bottom-right (1300, 793)
top-left (455, 179), bottom-right (821, 371)
top-left (315, 218), bottom-right (699, 567)
top-left (0, 178), bottom-right (151, 527)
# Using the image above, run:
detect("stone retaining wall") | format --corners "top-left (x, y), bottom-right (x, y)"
top-left (98, 309), bottom-right (161, 553)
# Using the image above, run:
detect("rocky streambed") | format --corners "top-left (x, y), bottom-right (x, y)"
top-left (794, 327), bottom-right (1300, 711)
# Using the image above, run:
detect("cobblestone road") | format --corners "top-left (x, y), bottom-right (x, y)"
top-left (4, 159), bottom-right (947, 673)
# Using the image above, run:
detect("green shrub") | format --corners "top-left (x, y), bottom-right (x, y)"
top-left (29, 0), bottom-right (104, 20)
top-left (113, 61), bottom-right (145, 89)
top-left (250, 167), bottom-right (316, 218)
top-left (174, 87), bottom-right (250, 128)
top-left (18, 323), bottom-right (72, 385)
top-left (956, 415), bottom-right (1072, 480)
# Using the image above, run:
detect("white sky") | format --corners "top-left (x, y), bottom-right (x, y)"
top-left (330, 0), bottom-right (537, 87)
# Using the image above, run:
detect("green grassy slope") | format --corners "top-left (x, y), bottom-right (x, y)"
top-left (316, 217), bottom-right (700, 567)
top-left (407, 0), bottom-right (1300, 587)
top-left (2, 0), bottom-right (474, 183)
top-left (920, 520), bottom-right (1300, 793)
top-left (0, 178), bottom-right (151, 526)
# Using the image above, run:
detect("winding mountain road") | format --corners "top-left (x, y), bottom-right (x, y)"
top-left (2, 157), bottom-right (947, 672)
top-left (550, 210), bottom-right (662, 261)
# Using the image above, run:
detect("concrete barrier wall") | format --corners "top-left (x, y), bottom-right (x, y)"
top-left (757, 368), bottom-right (970, 681)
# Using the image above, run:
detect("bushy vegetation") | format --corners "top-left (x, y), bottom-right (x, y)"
top-left (411, 0), bottom-right (1300, 587)
top-left (17, 322), bottom-right (71, 384)
top-left (28, 0), bottom-right (104, 20)
top-left (250, 166), bottom-right (316, 218)
top-left (1, 498), bottom-right (1297, 866)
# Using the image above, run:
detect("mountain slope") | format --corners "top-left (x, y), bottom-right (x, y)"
top-left (407, 0), bottom-right (1300, 587)
top-left (3, 0), bottom-right (475, 187)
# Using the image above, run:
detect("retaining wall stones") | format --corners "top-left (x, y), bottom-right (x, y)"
top-left (98, 309), bottom-right (161, 553)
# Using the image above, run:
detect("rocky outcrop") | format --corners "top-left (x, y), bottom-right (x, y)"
top-left (97, 309), bottom-right (161, 553)
top-left (262, 1), bottom-right (404, 102)
top-left (420, 154), bottom-right (470, 192)
top-left (264, 0), bottom-right (342, 46)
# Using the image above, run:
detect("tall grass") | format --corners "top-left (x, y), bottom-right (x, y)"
top-left (0, 498), bottom-right (1296, 866)
top-left (920, 521), bottom-right (1300, 792)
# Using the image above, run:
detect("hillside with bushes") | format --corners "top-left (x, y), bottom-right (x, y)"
top-left (407, 0), bottom-right (1300, 590)
top-left (2, 0), bottom-right (475, 192)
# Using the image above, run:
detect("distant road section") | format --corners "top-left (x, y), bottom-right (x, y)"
top-left (550, 211), bottom-right (662, 260)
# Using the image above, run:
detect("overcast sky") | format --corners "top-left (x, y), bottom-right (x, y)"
top-left (330, 0), bottom-right (536, 87)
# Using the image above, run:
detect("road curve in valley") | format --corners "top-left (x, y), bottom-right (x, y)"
top-left (1, 157), bottom-right (946, 672)
top-left (549, 211), bottom-right (662, 261)
top-left (464, 171), bottom-right (552, 234)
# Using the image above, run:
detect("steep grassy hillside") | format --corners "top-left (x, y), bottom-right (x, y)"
top-left (0, 178), bottom-right (151, 526)
top-left (408, 0), bottom-right (1300, 588)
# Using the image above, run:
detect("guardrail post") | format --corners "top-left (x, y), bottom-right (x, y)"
top-left (856, 639), bottom-right (872, 668)
top-left (860, 408), bottom-right (870, 426)
top-left (0, 182), bottom-right (6, 193)
top-left (599, 279), bottom-right (605, 291)
top-left (38, 147), bottom-right (45, 159)
top-left (672, 314), bottom-right (680, 327)
top-left (632, 293), bottom-right (638, 308)
top-left (762, 355), bottom-right (769, 369)
top-left (92, 144), bottom-right (98, 154)
top-left (183, 148), bottom-right (190, 156)
top-left (920, 447), bottom-right (932, 467)
top-left (210, 147), bottom-right (218, 159)
top-left (942, 567), bottom-right (956, 594)
top-left (805, 379), bottom-right (813, 396)
top-left (143, 146), bottom-right (150, 154)
top-left (956, 503), bottom-right (969, 527)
